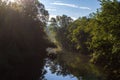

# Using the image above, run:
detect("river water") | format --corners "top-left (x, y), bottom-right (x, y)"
top-left (42, 49), bottom-right (106, 80)
top-left (0, 48), bottom-right (108, 80)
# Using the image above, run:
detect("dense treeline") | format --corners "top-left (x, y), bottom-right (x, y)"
top-left (0, 0), bottom-right (54, 80)
top-left (48, 15), bottom-right (74, 51)
top-left (48, 0), bottom-right (120, 79)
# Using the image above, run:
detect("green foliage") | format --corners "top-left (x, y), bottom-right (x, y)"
top-left (0, 0), bottom-right (50, 51)
top-left (88, 0), bottom-right (120, 79)
top-left (48, 15), bottom-right (74, 51)
top-left (68, 17), bottom-right (90, 54)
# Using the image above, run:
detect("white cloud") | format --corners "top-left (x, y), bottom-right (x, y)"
top-left (79, 7), bottom-right (91, 10)
top-left (71, 17), bottom-right (77, 20)
top-left (46, 8), bottom-right (56, 11)
top-left (51, 2), bottom-right (91, 10)
top-left (51, 2), bottom-right (78, 8)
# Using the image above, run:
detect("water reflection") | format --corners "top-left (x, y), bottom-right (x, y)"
top-left (0, 51), bottom-right (47, 80)
top-left (44, 66), bottom-right (78, 80)
top-left (0, 49), bottom-right (106, 80)
top-left (44, 51), bottom-right (105, 80)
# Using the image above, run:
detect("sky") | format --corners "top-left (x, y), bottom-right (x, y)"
top-left (40, 0), bottom-right (101, 20)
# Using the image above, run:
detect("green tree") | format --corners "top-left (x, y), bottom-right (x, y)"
top-left (89, 0), bottom-right (120, 79)
top-left (0, 0), bottom-right (52, 80)
top-left (68, 17), bottom-right (91, 54)
top-left (48, 15), bottom-right (74, 51)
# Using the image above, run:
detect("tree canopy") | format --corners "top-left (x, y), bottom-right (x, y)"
top-left (0, 0), bottom-right (53, 80)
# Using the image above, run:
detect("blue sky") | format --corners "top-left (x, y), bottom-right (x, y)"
top-left (40, 0), bottom-right (101, 20)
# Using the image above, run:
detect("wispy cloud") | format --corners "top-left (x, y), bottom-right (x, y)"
top-left (51, 2), bottom-right (78, 8)
top-left (79, 7), bottom-right (91, 10)
top-left (46, 8), bottom-right (56, 11)
top-left (51, 2), bottom-right (91, 10)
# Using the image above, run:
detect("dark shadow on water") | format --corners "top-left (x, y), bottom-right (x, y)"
top-left (0, 50), bottom-right (47, 80)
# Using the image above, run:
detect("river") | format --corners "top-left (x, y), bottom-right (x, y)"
top-left (42, 48), bottom-right (106, 80)
top-left (0, 48), bottom-right (109, 80)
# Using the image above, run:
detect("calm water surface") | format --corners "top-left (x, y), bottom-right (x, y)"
top-left (43, 50), bottom-right (105, 80)
top-left (44, 58), bottom-right (78, 80)
top-left (0, 49), bottom-right (106, 80)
